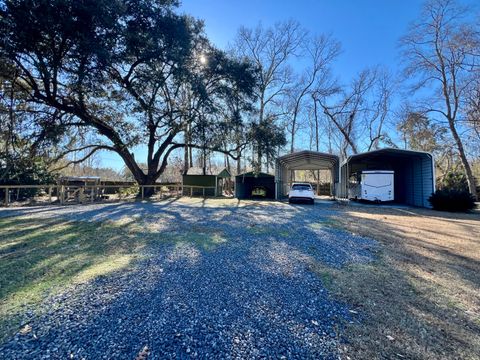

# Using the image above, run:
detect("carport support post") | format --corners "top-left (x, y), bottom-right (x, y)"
top-left (345, 162), bottom-right (350, 200)
top-left (317, 170), bottom-right (320, 195)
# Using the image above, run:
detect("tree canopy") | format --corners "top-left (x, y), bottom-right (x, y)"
top-left (0, 0), bottom-right (259, 191)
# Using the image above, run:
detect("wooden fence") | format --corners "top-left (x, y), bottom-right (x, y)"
top-left (0, 183), bottom-right (219, 207)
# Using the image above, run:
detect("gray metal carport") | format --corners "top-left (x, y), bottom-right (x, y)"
top-left (339, 148), bottom-right (435, 207)
top-left (275, 151), bottom-right (340, 199)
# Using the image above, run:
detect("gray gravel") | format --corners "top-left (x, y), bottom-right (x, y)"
top-left (0, 199), bottom-right (377, 359)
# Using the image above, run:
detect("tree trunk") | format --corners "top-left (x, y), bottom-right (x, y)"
top-left (237, 156), bottom-right (241, 175)
top-left (313, 96), bottom-right (319, 152)
top-left (256, 146), bottom-right (262, 173)
top-left (202, 147), bottom-right (207, 176)
top-left (183, 123), bottom-right (191, 175)
top-left (448, 118), bottom-right (478, 199)
top-left (226, 154), bottom-right (230, 173)
top-left (188, 125), bottom-right (193, 168)
top-left (290, 117), bottom-right (296, 153)
top-left (183, 139), bottom-right (189, 175)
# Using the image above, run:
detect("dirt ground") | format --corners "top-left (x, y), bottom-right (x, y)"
top-left (319, 203), bottom-right (480, 359)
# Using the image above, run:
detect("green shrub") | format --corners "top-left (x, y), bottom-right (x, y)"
top-left (0, 155), bottom-right (55, 201)
top-left (439, 172), bottom-right (469, 192)
top-left (428, 189), bottom-right (476, 212)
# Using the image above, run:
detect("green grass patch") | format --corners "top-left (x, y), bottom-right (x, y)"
top-left (247, 225), bottom-right (272, 235)
top-left (308, 218), bottom-right (342, 231)
top-left (165, 231), bottom-right (227, 251)
top-left (247, 225), bottom-right (292, 238)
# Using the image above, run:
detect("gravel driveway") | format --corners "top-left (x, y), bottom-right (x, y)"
top-left (0, 199), bottom-right (377, 359)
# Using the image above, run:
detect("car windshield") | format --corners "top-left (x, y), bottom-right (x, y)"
top-left (292, 184), bottom-right (311, 191)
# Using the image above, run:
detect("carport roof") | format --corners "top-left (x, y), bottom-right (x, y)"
top-left (236, 171), bottom-right (274, 178)
top-left (276, 150), bottom-right (339, 170)
top-left (344, 148), bottom-right (432, 165)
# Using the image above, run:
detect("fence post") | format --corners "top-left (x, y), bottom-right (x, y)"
top-left (190, 186), bottom-right (193, 197)
top-left (141, 186), bottom-right (144, 200)
top-left (48, 186), bottom-right (52, 203)
top-left (4, 187), bottom-right (9, 207)
top-left (91, 187), bottom-right (94, 203)
top-left (203, 187), bottom-right (205, 198)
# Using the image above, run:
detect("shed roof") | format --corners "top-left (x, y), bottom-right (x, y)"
top-left (276, 150), bottom-right (339, 170)
top-left (186, 167), bottom-right (231, 176)
top-left (58, 176), bottom-right (101, 182)
top-left (217, 168), bottom-right (231, 178)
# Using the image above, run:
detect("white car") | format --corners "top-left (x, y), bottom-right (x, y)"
top-left (288, 182), bottom-right (315, 204)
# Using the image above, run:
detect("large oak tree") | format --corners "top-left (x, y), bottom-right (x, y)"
top-left (0, 0), bottom-right (256, 193)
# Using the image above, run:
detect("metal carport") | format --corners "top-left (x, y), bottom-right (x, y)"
top-left (235, 172), bottom-right (275, 199)
top-left (275, 151), bottom-right (340, 199)
top-left (339, 148), bottom-right (435, 207)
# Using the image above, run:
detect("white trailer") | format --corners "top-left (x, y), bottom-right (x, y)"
top-left (348, 170), bottom-right (394, 202)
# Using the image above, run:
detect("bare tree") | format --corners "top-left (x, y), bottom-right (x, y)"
top-left (466, 75), bottom-right (480, 140)
top-left (400, 0), bottom-right (480, 198)
top-left (233, 20), bottom-right (306, 170)
top-left (309, 91), bottom-right (335, 153)
top-left (316, 69), bottom-right (378, 158)
top-left (286, 34), bottom-right (341, 153)
top-left (365, 70), bottom-right (394, 151)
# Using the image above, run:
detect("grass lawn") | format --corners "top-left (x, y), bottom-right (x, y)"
top-left (0, 214), bottom-right (224, 343)
top-left (0, 217), bottom-right (139, 342)
top-left (314, 205), bottom-right (480, 359)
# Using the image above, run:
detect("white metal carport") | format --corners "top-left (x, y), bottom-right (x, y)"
top-left (275, 151), bottom-right (340, 199)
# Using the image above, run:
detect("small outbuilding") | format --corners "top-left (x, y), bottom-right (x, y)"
top-left (182, 167), bottom-right (232, 197)
top-left (339, 148), bottom-right (435, 207)
top-left (235, 172), bottom-right (275, 199)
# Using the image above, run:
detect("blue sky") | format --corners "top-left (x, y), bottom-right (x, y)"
top-left (98, 1), bottom-right (437, 170)
top-left (179, 0), bottom-right (424, 81)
